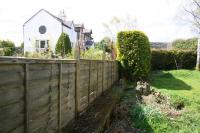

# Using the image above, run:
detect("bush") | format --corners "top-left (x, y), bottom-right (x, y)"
top-left (117, 31), bottom-right (151, 80)
top-left (0, 40), bottom-right (15, 56)
top-left (172, 38), bottom-right (198, 51)
top-left (151, 50), bottom-right (197, 70)
top-left (56, 33), bottom-right (71, 56)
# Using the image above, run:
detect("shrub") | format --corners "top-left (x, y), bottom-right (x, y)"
top-left (151, 50), bottom-right (197, 70)
top-left (117, 31), bottom-right (151, 80)
top-left (56, 33), bottom-right (72, 56)
top-left (0, 40), bottom-right (15, 56)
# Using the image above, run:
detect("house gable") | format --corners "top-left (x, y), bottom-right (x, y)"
top-left (23, 9), bottom-right (71, 29)
top-left (23, 9), bottom-right (63, 53)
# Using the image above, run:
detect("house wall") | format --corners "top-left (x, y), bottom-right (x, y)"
top-left (23, 10), bottom-right (62, 53)
top-left (62, 25), bottom-right (77, 48)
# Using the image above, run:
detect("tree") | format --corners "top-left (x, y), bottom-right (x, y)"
top-left (55, 33), bottom-right (72, 57)
top-left (95, 37), bottom-right (112, 53)
top-left (197, 39), bottom-right (200, 71)
top-left (184, 0), bottom-right (200, 32)
top-left (172, 38), bottom-right (198, 51)
top-left (0, 40), bottom-right (15, 56)
top-left (184, 0), bottom-right (200, 70)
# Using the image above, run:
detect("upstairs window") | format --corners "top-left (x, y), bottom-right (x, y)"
top-left (39, 25), bottom-right (47, 34)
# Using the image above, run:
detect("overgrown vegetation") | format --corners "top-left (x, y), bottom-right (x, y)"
top-left (117, 30), bottom-right (151, 80)
top-left (151, 50), bottom-right (197, 70)
top-left (56, 33), bottom-right (72, 56)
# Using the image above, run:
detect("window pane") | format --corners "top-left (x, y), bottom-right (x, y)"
top-left (36, 40), bottom-right (39, 48)
top-left (40, 41), bottom-right (46, 48)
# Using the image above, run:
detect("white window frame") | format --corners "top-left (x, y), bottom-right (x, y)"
top-left (35, 40), bottom-right (49, 52)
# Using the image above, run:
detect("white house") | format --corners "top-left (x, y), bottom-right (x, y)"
top-left (23, 9), bottom-right (77, 53)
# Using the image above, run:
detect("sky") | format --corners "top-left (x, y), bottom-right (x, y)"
top-left (0, 0), bottom-right (197, 46)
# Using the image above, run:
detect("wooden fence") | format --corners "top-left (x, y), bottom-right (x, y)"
top-left (0, 57), bottom-right (119, 133)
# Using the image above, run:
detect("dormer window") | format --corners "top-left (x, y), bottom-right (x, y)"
top-left (39, 25), bottom-right (47, 34)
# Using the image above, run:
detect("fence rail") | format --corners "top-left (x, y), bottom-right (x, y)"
top-left (0, 57), bottom-right (119, 133)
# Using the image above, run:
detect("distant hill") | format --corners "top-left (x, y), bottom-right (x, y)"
top-left (150, 42), bottom-right (171, 50)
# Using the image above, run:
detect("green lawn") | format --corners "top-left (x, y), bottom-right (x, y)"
top-left (130, 70), bottom-right (200, 133)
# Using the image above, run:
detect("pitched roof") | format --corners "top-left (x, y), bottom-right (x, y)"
top-left (65, 21), bottom-right (75, 28)
top-left (74, 23), bottom-right (84, 28)
top-left (83, 29), bottom-right (92, 34)
top-left (23, 9), bottom-right (71, 29)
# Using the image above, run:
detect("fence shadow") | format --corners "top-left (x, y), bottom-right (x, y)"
top-left (150, 71), bottom-right (192, 90)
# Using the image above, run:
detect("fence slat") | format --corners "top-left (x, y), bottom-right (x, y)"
top-left (75, 60), bottom-right (80, 117)
top-left (24, 63), bottom-right (29, 133)
top-left (58, 63), bottom-right (62, 133)
top-left (102, 61), bottom-right (104, 93)
top-left (88, 61), bottom-right (91, 105)
top-left (96, 62), bottom-right (99, 97)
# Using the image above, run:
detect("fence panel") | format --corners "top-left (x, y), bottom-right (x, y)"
top-left (0, 58), bottom-right (119, 133)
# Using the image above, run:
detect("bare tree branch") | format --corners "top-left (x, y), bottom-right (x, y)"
top-left (193, 0), bottom-right (200, 9)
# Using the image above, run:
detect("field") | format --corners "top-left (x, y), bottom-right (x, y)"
top-left (129, 70), bottom-right (200, 132)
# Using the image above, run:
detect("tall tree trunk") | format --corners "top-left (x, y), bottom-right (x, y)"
top-left (196, 39), bottom-right (200, 71)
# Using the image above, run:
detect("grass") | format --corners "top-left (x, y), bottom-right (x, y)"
top-left (129, 70), bottom-right (200, 133)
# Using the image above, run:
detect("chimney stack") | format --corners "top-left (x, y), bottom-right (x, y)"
top-left (58, 9), bottom-right (66, 22)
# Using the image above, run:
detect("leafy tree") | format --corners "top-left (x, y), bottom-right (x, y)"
top-left (0, 40), bottom-right (15, 56)
top-left (95, 37), bottom-right (112, 53)
top-left (55, 33), bottom-right (72, 57)
top-left (172, 38), bottom-right (198, 51)
top-left (117, 31), bottom-right (151, 80)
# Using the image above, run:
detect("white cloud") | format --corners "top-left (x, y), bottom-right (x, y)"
top-left (0, 0), bottom-right (197, 46)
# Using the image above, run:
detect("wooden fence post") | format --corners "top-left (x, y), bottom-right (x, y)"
top-left (107, 62), bottom-right (109, 90)
top-left (75, 60), bottom-right (80, 118)
top-left (88, 61), bottom-right (91, 105)
top-left (24, 63), bottom-right (29, 133)
top-left (58, 63), bottom-right (62, 133)
top-left (111, 62), bottom-right (113, 86)
top-left (96, 62), bottom-right (98, 97)
top-left (102, 61), bottom-right (104, 93)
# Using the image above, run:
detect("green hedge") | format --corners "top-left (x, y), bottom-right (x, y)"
top-left (117, 30), bottom-right (151, 80)
top-left (151, 50), bottom-right (197, 70)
